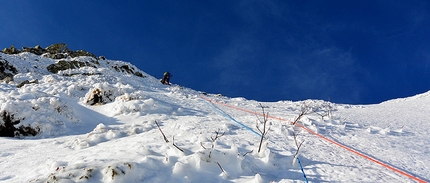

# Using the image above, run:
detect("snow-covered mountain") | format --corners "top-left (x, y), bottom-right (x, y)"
top-left (0, 46), bottom-right (429, 183)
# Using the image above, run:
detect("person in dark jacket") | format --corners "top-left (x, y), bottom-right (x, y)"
top-left (160, 71), bottom-right (172, 85)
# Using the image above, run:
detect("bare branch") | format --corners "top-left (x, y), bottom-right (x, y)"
top-left (312, 101), bottom-right (334, 121)
top-left (256, 121), bottom-right (263, 134)
top-left (200, 142), bottom-right (207, 149)
top-left (155, 120), bottom-right (169, 143)
top-left (155, 120), bottom-right (183, 152)
top-left (214, 161), bottom-right (227, 175)
top-left (293, 132), bottom-right (305, 159)
top-left (313, 109), bottom-right (328, 121)
top-left (211, 128), bottom-right (225, 142)
top-left (292, 102), bottom-right (313, 125)
top-left (172, 136), bottom-right (184, 152)
top-left (256, 103), bottom-right (271, 153)
top-left (242, 149), bottom-right (254, 157)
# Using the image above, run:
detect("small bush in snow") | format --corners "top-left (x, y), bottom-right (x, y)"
top-left (256, 103), bottom-right (271, 153)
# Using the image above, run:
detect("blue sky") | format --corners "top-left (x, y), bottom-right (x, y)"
top-left (1, 1), bottom-right (430, 104)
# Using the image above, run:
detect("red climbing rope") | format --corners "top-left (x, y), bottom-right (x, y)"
top-left (200, 95), bottom-right (427, 183)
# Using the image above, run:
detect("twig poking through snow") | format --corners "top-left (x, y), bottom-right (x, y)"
top-left (256, 103), bottom-right (271, 153)
top-left (211, 128), bottom-right (225, 143)
top-left (155, 120), bottom-right (169, 143)
top-left (154, 120), bottom-right (183, 152)
top-left (293, 132), bottom-right (304, 160)
top-left (242, 150), bottom-right (254, 157)
top-left (215, 161), bottom-right (229, 178)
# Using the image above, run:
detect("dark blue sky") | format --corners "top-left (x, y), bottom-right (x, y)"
top-left (2, 1), bottom-right (430, 104)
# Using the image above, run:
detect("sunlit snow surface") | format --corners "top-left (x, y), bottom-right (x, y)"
top-left (0, 52), bottom-right (429, 182)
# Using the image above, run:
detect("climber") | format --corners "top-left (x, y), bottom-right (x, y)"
top-left (160, 71), bottom-right (172, 85)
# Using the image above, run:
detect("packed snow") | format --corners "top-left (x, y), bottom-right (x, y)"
top-left (0, 52), bottom-right (429, 182)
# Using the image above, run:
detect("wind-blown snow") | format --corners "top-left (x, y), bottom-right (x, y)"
top-left (0, 52), bottom-right (428, 182)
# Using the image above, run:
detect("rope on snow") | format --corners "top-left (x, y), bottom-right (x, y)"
top-left (200, 95), bottom-right (309, 183)
top-left (200, 95), bottom-right (427, 183)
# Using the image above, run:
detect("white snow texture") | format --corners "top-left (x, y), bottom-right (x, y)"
top-left (0, 52), bottom-right (429, 183)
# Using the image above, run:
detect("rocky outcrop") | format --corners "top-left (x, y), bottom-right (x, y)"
top-left (2, 43), bottom-right (146, 78)
top-left (17, 79), bottom-right (39, 88)
top-left (0, 59), bottom-right (18, 75)
top-left (70, 50), bottom-right (96, 58)
top-left (0, 59), bottom-right (17, 82)
top-left (21, 45), bottom-right (45, 55)
top-left (2, 43), bottom-right (97, 59)
top-left (86, 88), bottom-right (104, 105)
top-left (46, 43), bottom-right (68, 54)
top-left (0, 111), bottom-right (40, 137)
top-left (1, 45), bottom-right (19, 54)
top-left (112, 64), bottom-right (145, 78)
top-left (1, 76), bottom-right (13, 83)
top-left (47, 60), bottom-right (97, 73)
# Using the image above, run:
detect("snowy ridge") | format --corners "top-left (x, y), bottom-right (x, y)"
top-left (0, 52), bottom-right (429, 182)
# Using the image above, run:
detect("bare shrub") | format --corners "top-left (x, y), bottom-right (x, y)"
top-left (291, 102), bottom-right (314, 125)
top-left (155, 120), bottom-right (183, 152)
top-left (256, 103), bottom-right (271, 153)
top-left (200, 128), bottom-right (225, 159)
top-left (292, 132), bottom-right (304, 160)
top-left (312, 101), bottom-right (334, 121)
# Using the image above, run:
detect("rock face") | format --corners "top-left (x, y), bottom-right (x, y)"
top-left (21, 45), bottom-right (45, 55)
top-left (0, 111), bottom-right (40, 137)
top-left (0, 59), bottom-right (17, 82)
top-left (2, 43), bottom-right (146, 78)
top-left (112, 64), bottom-right (145, 78)
top-left (86, 88), bottom-right (104, 105)
top-left (17, 79), bottom-right (39, 88)
top-left (0, 44), bottom-right (150, 137)
top-left (0, 72), bottom-right (13, 82)
top-left (47, 60), bottom-right (98, 73)
top-left (2, 43), bottom-right (97, 59)
top-left (1, 45), bottom-right (19, 54)
top-left (0, 59), bottom-right (18, 75)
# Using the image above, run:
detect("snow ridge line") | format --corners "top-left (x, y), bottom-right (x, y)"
top-left (199, 95), bottom-right (427, 183)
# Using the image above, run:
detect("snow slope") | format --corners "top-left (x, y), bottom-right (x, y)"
top-left (0, 52), bottom-right (429, 183)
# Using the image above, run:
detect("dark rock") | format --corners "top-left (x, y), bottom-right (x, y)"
top-left (1, 76), bottom-right (13, 83)
top-left (43, 53), bottom-right (69, 59)
top-left (17, 79), bottom-right (38, 88)
top-left (3, 43), bottom-right (97, 59)
top-left (112, 64), bottom-right (146, 78)
top-left (0, 71), bottom-right (13, 82)
top-left (86, 88), bottom-right (104, 105)
top-left (21, 45), bottom-right (45, 55)
top-left (47, 60), bottom-right (97, 73)
top-left (0, 111), bottom-right (40, 137)
top-left (0, 59), bottom-right (18, 74)
top-left (134, 72), bottom-right (145, 78)
top-left (0, 59), bottom-right (17, 81)
top-left (70, 50), bottom-right (96, 58)
top-left (1, 45), bottom-right (19, 54)
top-left (45, 43), bottom-right (67, 54)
